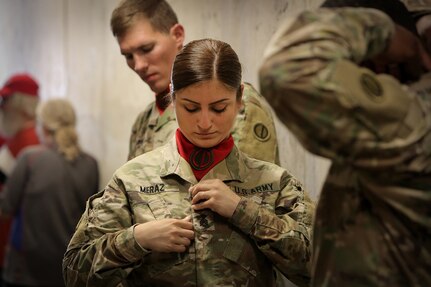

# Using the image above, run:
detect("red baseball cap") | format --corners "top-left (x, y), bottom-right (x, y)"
top-left (0, 73), bottom-right (39, 98)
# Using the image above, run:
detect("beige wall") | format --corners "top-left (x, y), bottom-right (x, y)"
top-left (0, 0), bottom-right (328, 200)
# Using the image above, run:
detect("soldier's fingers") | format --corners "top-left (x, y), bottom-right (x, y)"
top-left (189, 181), bottom-right (217, 195)
top-left (189, 184), bottom-right (207, 197)
top-left (192, 196), bottom-right (215, 211)
top-left (191, 190), bottom-right (209, 204)
top-left (174, 236), bottom-right (192, 247)
top-left (170, 244), bottom-right (187, 253)
top-left (182, 215), bottom-right (192, 222)
top-left (176, 220), bottom-right (193, 230)
top-left (177, 229), bottom-right (195, 239)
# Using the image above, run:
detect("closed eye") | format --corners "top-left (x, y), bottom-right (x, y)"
top-left (185, 106), bottom-right (199, 113)
top-left (212, 106), bottom-right (227, 113)
top-left (123, 54), bottom-right (133, 61)
top-left (141, 44), bottom-right (155, 54)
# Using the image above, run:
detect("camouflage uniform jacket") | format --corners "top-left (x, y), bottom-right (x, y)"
top-left (128, 83), bottom-right (280, 164)
top-left (260, 8), bottom-right (431, 287)
top-left (63, 139), bottom-right (313, 287)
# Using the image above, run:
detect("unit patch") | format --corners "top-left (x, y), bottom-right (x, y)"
top-left (190, 148), bottom-right (214, 170)
top-left (253, 123), bottom-right (270, 142)
top-left (360, 73), bottom-right (383, 102)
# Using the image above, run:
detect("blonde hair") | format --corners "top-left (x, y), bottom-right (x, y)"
top-left (37, 99), bottom-right (80, 161)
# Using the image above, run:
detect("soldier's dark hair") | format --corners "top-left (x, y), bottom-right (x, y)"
top-left (171, 39), bottom-right (242, 101)
top-left (320, 0), bottom-right (418, 36)
top-left (110, 0), bottom-right (178, 37)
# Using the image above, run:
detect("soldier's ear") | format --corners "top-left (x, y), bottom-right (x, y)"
top-left (236, 84), bottom-right (244, 112)
top-left (236, 84), bottom-right (244, 102)
top-left (170, 24), bottom-right (185, 50)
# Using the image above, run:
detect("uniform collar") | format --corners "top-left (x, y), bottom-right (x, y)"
top-left (159, 137), bottom-right (245, 184)
top-left (148, 102), bottom-right (176, 132)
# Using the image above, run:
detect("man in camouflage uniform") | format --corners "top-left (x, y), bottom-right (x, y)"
top-left (260, 0), bottom-right (431, 286)
top-left (111, 0), bottom-right (280, 164)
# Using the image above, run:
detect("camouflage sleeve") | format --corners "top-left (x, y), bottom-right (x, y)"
top-left (230, 172), bottom-right (314, 286)
top-left (260, 8), bottom-right (431, 170)
top-left (63, 179), bottom-right (148, 286)
top-left (128, 104), bottom-right (153, 161)
top-left (260, 8), bottom-right (400, 162)
top-left (231, 83), bottom-right (280, 164)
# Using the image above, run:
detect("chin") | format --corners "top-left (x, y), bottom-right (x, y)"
top-left (151, 81), bottom-right (169, 94)
top-left (193, 139), bottom-right (223, 149)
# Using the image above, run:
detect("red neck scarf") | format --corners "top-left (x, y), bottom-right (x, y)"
top-left (176, 129), bottom-right (234, 181)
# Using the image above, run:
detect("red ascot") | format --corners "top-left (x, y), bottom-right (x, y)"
top-left (176, 129), bottom-right (234, 181)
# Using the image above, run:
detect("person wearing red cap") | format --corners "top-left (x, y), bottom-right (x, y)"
top-left (0, 73), bottom-right (40, 285)
top-left (1, 98), bottom-right (99, 287)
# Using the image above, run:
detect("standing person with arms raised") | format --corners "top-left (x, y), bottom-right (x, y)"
top-left (111, 0), bottom-right (280, 164)
top-left (63, 38), bottom-right (314, 287)
top-left (0, 99), bottom-right (99, 287)
top-left (260, 0), bottom-right (431, 286)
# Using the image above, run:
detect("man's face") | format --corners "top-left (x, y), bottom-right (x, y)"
top-left (117, 17), bottom-right (184, 94)
top-left (0, 97), bottom-right (24, 138)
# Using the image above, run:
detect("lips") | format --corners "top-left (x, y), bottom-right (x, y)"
top-left (144, 73), bottom-right (157, 83)
top-left (195, 132), bottom-right (216, 138)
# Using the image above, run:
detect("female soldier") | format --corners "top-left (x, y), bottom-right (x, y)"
top-left (63, 39), bottom-right (313, 287)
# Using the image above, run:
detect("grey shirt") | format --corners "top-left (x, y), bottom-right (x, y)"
top-left (0, 145), bottom-right (99, 286)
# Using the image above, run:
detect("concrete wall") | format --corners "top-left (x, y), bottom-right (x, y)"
top-left (0, 0), bottom-right (329, 198)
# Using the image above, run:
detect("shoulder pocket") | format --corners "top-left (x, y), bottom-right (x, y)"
top-left (331, 59), bottom-right (417, 140)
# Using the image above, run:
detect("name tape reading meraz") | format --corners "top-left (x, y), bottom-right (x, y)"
top-left (139, 183), bottom-right (275, 194)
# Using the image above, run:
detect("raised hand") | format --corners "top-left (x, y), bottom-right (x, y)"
top-left (189, 179), bottom-right (241, 218)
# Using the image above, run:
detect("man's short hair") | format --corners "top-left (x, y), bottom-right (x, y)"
top-left (110, 0), bottom-right (178, 38)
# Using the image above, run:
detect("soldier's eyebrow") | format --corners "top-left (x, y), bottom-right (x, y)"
top-left (181, 98), bottom-right (230, 105)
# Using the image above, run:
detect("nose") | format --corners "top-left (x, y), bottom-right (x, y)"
top-left (133, 54), bottom-right (149, 73)
top-left (197, 109), bottom-right (212, 130)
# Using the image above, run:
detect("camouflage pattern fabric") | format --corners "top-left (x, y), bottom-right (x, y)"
top-left (260, 8), bottom-right (431, 287)
top-left (127, 101), bottom-right (177, 161)
top-left (128, 83), bottom-right (280, 164)
top-left (401, 0), bottom-right (431, 13)
top-left (63, 139), bottom-right (314, 286)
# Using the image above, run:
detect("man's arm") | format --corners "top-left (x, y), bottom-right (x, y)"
top-left (231, 83), bottom-right (280, 164)
top-left (259, 8), bottom-right (431, 168)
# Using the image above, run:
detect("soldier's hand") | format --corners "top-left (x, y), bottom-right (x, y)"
top-left (190, 179), bottom-right (241, 218)
top-left (373, 24), bottom-right (431, 80)
top-left (134, 216), bottom-right (194, 253)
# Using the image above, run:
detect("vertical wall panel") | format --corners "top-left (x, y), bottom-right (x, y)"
top-left (0, 0), bottom-right (328, 198)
